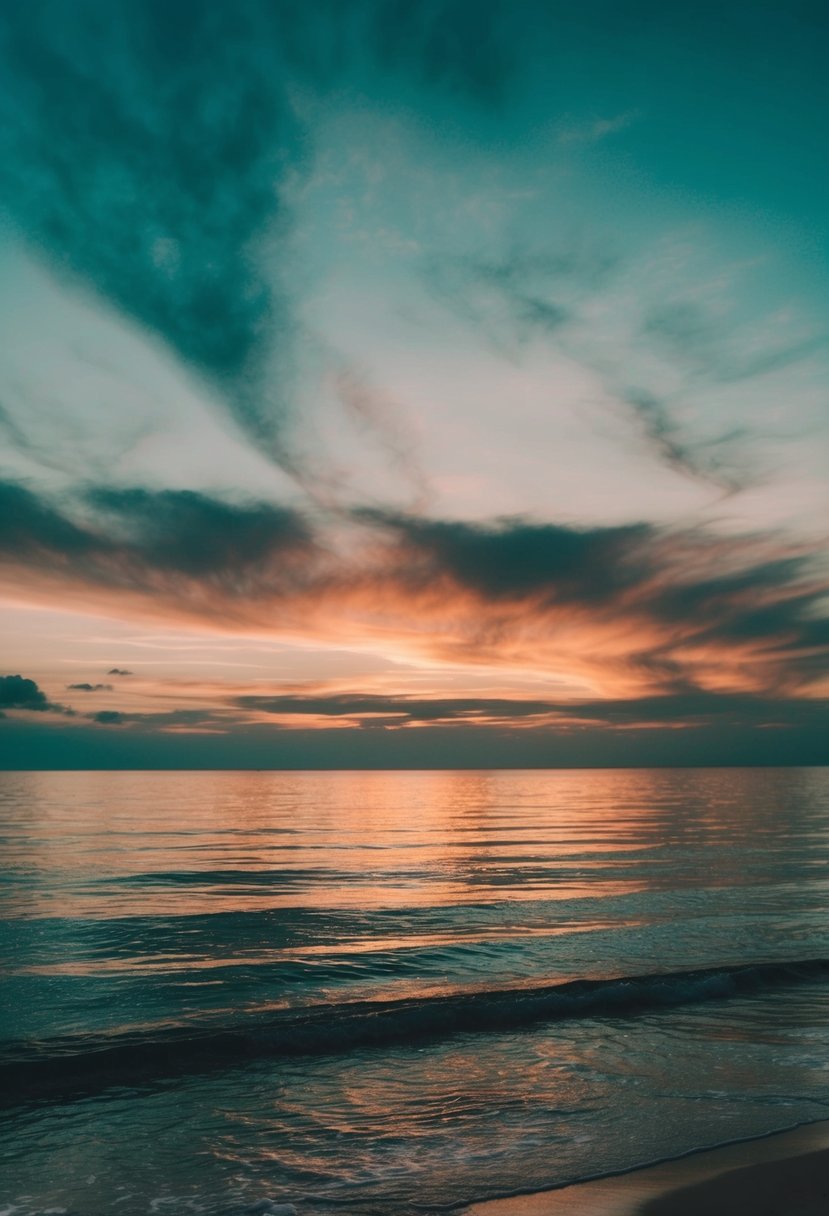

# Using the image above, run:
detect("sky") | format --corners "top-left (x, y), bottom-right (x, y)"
top-left (1, 0), bottom-right (827, 768)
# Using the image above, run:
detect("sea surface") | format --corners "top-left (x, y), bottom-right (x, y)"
top-left (1, 768), bottom-right (828, 1215)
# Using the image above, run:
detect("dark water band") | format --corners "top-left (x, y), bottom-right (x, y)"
top-left (3, 957), bottom-right (827, 1106)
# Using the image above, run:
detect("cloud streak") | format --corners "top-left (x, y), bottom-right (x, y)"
top-left (10, 676), bottom-right (825, 751)
top-left (621, 388), bottom-right (746, 493)
top-left (0, 480), bottom-right (315, 607)
top-left (1, 479), bottom-right (827, 707)
top-left (232, 688), bottom-right (829, 734)
top-left (87, 707), bottom-right (223, 731)
top-left (424, 247), bottom-right (822, 495)
top-left (0, 1), bottom-right (311, 455)
top-left (0, 0), bottom-right (534, 474)
top-left (425, 250), bottom-right (747, 490)
top-left (364, 510), bottom-right (829, 694)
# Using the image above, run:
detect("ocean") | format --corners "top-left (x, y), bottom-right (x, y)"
top-left (1, 768), bottom-right (828, 1215)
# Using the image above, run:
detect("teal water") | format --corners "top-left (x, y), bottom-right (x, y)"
top-left (1, 768), bottom-right (828, 1214)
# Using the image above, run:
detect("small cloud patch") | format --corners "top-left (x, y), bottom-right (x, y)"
top-left (0, 674), bottom-right (49, 711)
top-left (0, 674), bottom-right (73, 716)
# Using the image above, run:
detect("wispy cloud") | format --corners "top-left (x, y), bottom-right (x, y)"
top-left (0, 0), bottom-right (531, 476)
top-left (621, 388), bottom-right (747, 493)
top-left (231, 687), bottom-right (829, 735)
top-left (0, 3), bottom-right (309, 458)
top-left (0, 480), bottom-right (314, 592)
top-left (88, 707), bottom-right (226, 732)
top-left (424, 241), bottom-right (825, 496)
top-left (2, 480), bottom-right (827, 706)
top-left (557, 110), bottom-right (639, 146)
top-left (330, 363), bottom-right (430, 507)
top-left (641, 299), bottom-right (827, 387)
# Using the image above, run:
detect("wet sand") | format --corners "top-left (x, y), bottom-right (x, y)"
top-left (461, 1120), bottom-right (829, 1216)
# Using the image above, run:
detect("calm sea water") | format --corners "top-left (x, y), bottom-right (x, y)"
top-left (1, 768), bottom-right (828, 1215)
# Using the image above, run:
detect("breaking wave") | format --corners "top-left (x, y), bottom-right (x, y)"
top-left (3, 957), bottom-right (827, 1105)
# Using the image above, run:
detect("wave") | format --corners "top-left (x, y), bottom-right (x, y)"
top-left (3, 958), bottom-right (827, 1105)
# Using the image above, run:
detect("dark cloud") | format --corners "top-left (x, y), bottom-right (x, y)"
top-left (0, 674), bottom-right (50, 711)
top-left (0, 1), bottom-right (531, 466)
top-left (0, 480), bottom-right (93, 561)
top-left (67, 683), bottom-right (113, 691)
top-left (0, 480), bottom-right (315, 604)
top-left (107, 669), bottom-right (133, 677)
top-left (88, 486), bottom-right (311, 576)
top-left (655, 566), bottom-right (829, 691)
top-left (234, 692), bottom-right (556, 724)
top-left (233, 688), bottom-right (829, 735)
top-left (0, 1), bottom-right (310, 453)
top-left (543, 691), bottom-right (829, 732)
top-left (360, 509), bottom-right (829, 692)
top-left (89, 708), bottom-right (229, 730)
top-left (0, 674), bottom-right (70, 715)
top-left (1, 479), bottom-right (828, 700)
top-left (362, 509), bottom-right (653, 603)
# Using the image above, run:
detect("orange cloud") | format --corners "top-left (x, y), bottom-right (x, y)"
top-left (2, 480), bottom-right (828, 713)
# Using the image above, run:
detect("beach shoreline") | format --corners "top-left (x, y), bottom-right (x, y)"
top-left (460, 1119), bottom-right (829, 1215)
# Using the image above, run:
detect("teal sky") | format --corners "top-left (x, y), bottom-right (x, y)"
top-left (1, 1), bottom-right (827, 767)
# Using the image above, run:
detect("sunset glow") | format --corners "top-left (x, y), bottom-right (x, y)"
top-left (1, 2), bottom-right (827, 767)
